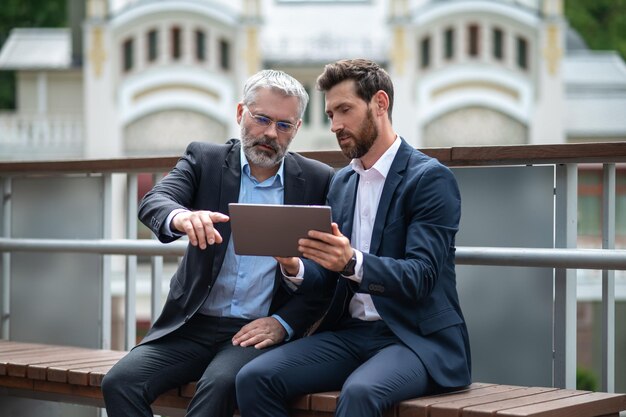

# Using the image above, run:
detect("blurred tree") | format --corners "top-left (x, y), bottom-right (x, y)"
top-left (0, 0), bottom-right (66, 109)
top-left (576, 367), bottom-right (599, 391)
top-left (565, 0), bottom-right (626, 60)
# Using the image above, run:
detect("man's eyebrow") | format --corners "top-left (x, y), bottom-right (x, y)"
top-left (255, 111), bottom-right (296, 123)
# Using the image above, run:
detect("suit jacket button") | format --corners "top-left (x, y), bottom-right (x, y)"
top-left (368, 284), bottom-right (384, 293)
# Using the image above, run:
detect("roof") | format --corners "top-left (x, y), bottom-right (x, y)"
top-left (0, 28), bottom-right (72, 70)
top-left (564, 51), bottom-right (626, 87)
top-left (564, 51), bottom-right (626, 137)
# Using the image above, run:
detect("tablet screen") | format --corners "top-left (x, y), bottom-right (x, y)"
top-left (228, 203), bottom-right (332, 257)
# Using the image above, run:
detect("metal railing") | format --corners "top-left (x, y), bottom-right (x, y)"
top-left (1, 238), bottom-right (625, 269)
top-left (1, 142), bottom-right (625, 394)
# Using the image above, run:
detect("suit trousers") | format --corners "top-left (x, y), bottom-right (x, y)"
top-left (236, 317), bottom-right (435, 417)
top-left (101, 314), bottom-right (271, 417)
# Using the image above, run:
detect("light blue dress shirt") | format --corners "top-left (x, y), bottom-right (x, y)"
top-left (196, 149), bottom-right (294, 338)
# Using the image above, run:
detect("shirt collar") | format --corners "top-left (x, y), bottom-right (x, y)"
top-left (350, 135), bottom-right (402, 179)
top-left (240, 145), bottom-right (285, 186)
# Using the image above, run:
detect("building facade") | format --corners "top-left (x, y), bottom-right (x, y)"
top-left (1, 0), bottom-right (625, 159)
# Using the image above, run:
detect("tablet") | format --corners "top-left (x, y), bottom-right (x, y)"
top-left (228, 203), bottom-right (332, 257)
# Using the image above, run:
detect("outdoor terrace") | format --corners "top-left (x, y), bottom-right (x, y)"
top-left (0, 141), bottom-right (625, 416)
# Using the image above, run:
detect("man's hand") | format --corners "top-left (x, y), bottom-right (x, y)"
top-left (171, 210), bottom-right (229, 249)
top-left (275, 256), bottom-right (300, 276)
top-left (299, 223), bottom-right (353, 272)
top-left (232, 317), bottom-right (286, 349)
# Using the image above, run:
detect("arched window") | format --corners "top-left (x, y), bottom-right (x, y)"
top-left (122, 38), bottom-right (134, 72)
top-left (468, 24), bottom-right (480, 57)
top-left (171, 26), bottom-right (182, 60)
top-left (219, 38), bottom-right (231, 70)
top-left (147, 30), bottom-right (158, 63)
top-left (444, 28), bottom-right (455, 60)
top-left (492, 27), bottom-right (504, 61)
top-left (195, 30), bottom-right (207, 62)
top-left (516, 36), bottom-right (528, 70)
top-left (420, 36), bottom-right (431, 69)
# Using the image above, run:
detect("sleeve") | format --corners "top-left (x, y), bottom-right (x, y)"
top-left (138, 142), bottom-right (203, 243)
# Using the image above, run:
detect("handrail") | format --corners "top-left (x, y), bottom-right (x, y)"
top-left (1, 237), bottom-right (625, 270)
top-left (0, 142), bottom-right (625, 172)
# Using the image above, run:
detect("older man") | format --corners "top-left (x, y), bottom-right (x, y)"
top-left (102, 69), bottom-right (334, 417)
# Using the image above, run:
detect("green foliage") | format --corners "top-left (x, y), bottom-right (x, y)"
top-left (565, 0), bottom-right (626, 60)
top-left (0, 72), bottom-right (15, 109)
top-left (0, 0), bottom-right (67, 109)
top-left (0, 0), bottom-right (67, 46)
top-left (576, 367), bottom-right (599, 392)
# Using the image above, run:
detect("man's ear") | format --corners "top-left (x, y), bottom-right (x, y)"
top-left (373, 90), bottom-right (389, 117)
top-left (236, 103), bottom-right (244, 124)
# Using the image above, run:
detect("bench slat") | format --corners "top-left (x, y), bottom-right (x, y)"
top-left (461, 389), bottom-right (591, 417)
top-left (27, 352), bottom-right (126, 380)
top-left (1, 346), bottom-right (76, 375)
top-left (67, 364), bottom-right (116, 386)
top-left (497, 392), bottom-right (626, 417)
top-left (179, 381), bottom-right (197, 398)
top-left (47, 358), bottom-right (123, 383)
top-left (429, 387), bottom-right (559, 417)
top-left (399, 384), bottom-right (523, 417)
top-left (309, 391), bottom-right (340, 412)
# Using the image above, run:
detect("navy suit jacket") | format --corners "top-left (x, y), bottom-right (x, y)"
top-left (138, 139), bottom-right (335, 345)
top-left (300, 138), bottom-right (471, 389)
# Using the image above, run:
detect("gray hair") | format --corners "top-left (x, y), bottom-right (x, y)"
top-left (242, 70), bottom-right (309, 119)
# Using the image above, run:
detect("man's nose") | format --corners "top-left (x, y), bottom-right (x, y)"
top-left (330, 118), bottom-right (342, 133)
top-left (264, 122), bottom-right (279, 138)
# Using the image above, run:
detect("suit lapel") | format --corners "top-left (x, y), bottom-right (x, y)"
top-left (283, 153), bottom-right (305, 204)
top-left (211, 142), bottom-right (242, 278)
top-left (339, 171), bottom-right (358, 240)
top-left (369, 140), bottom-right (410, 255)
top-left (220, 143), bottom-right (241, 215)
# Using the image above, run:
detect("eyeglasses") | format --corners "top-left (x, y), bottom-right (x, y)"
top-left (243, 106), bottom-right (297, 134)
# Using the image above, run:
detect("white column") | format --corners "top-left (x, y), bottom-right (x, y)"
top-left (36, 72), bottom-right (48, 114)
top-left (529, 4), bottom-right (565, 144)
top-left (84, 20), bottom-right (123, 158)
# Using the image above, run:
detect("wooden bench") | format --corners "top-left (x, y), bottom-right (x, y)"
top-left (1, 339), bottom-right (625, 417)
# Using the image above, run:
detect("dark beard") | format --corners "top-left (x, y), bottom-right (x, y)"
top-left (337, 107), bottom-right (378, 160)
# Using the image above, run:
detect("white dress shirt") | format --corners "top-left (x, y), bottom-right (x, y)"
top-left (345, 136), bottom-right (401, 320)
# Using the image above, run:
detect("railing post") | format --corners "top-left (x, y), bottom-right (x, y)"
top-left (100, 173), bottom-right (112, 350)
top-left (1, 177), bottom-right (11, 340)
top-left (125, 174), bottom-right (138, 350)
top-left (150, 173), bottom-right (165, 324)
top-left (554, 163), bottom-right (577, 389)
top-left (601, 163), bottom-right (615, 393)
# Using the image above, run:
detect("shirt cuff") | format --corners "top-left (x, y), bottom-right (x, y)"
top-left (342, 249), bottom-right (364, 283)
top-left (281, 258), bottom-right (305, 287)
top-left (164, 209), bottom-right (188, 237)
top-left (271, 314), bottom-right (294, 341)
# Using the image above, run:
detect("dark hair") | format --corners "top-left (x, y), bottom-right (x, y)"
top-left (316, 59), bottom-right (394, 121)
